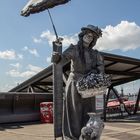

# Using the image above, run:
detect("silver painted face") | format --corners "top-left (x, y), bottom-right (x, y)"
top-left (83, 32), bottom-right (94, 48)
top-left (83, 32), bottom-right (98, 48)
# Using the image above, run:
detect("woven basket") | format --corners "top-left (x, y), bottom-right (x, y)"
top-left (78, 87), bottom-right (107, 98)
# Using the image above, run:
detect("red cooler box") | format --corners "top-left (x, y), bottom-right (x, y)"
top-left (40, 102), bottom-right (53, 123)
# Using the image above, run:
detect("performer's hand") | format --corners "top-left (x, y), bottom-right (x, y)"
top-left (53, 37), bottom-right (63, 46)
top-left (51, 52), bottom-right (61, 63)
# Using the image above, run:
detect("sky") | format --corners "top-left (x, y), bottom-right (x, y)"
top-left (0, 0), bottom-right (140, 94)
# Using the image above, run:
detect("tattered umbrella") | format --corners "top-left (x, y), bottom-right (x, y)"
top-left (21, 0), bottom-right (70, 17)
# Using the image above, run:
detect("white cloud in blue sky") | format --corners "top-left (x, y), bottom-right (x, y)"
top-left (96, 21), bottom-right (140, 51)
top-left (6, 64), bottom-right (43, 78)
top-left (35, 30), bottom-right (78, 47)
top-left (23, 46), bottom-right (39, 57)
top-left (10, 63), bottom-right (21, 69)
top-left (17, 54), bottom-right (23, 59)
top-left (33, 21), bottom-right (140, 52)
top-left (40, 30), bottom-right (56, 45)
top-left (33, 37), bottom-right (42, 43)
top-left (46, 56), bottom-right (52, 64)
top-left (0, 50), bottom-right (22, 60)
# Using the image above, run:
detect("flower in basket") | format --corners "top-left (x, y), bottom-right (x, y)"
top-left (76, 73), bottom-right (111, 98)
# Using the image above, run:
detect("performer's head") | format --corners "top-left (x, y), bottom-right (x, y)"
top-left (78, 25), bottom-right (102, 48)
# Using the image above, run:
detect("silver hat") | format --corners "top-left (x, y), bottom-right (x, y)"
top-left (81, 25), bottom-right (102, 38)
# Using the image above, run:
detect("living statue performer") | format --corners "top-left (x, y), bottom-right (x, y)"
top-left (52, 25), bottom-right (105, 140)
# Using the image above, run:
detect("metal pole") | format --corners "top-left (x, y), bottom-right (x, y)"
top-left (52, 41), bottom-right (63, 138)
top-left (47, 9), bottom-right (58, 40)
top-left (103, 87), bottom-right (111, 122)
top-left (47, 9), bottom-right (63, 138)
top-left (134, 88), bottom-right (140, 114)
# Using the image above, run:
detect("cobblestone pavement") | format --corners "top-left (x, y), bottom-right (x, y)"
top-left (0, 117), bottom-right (140, 140)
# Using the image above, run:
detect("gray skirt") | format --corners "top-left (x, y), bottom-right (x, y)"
top-left (62, 72), bottom-right (95, 140)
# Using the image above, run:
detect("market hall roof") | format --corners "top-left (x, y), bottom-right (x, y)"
top-left (9, 52), bottom-right (140, 93)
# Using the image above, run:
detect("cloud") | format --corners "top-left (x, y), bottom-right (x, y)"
top-left (23, 46), bottom-right (28, 51)
top-left (33, 21), bottom-right (140, 52)
top-left (0, 50), bottom-right (22, 60)
top-left (40, 30), bottom-right (56, 46)
top-left (96, 21), bottom-right (140, 51)
top-left (7, 69), bottom-right (35, 78)
top-left (46, 56), bottom-right (52, 64)
top-left (10, 63), bottom-right (21, 69)
top-left (23, 46), bottom-right (39, 57)
top-left (0, 84), bottom-right (15, 92)
top-left (40, 30), bottom-right (78, 47)
top-left (61, 34), bottom-right (78, 47)
top-left (33, 37), bottom-right (42, 43)
top-left (29, 49), bottom-right (39, 57)
top-left (28, 64), bottom-right (43, 73)
top-left (7, 64), bottom-right (43, 78)
top-left (17, 54), bottom-right (23, 59)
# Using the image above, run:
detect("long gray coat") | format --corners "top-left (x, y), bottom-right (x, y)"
top-left (62, 44), bottom-right (104, 140)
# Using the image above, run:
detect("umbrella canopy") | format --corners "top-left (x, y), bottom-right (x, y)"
top-left (21, 0), bottom-right (70, 17)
